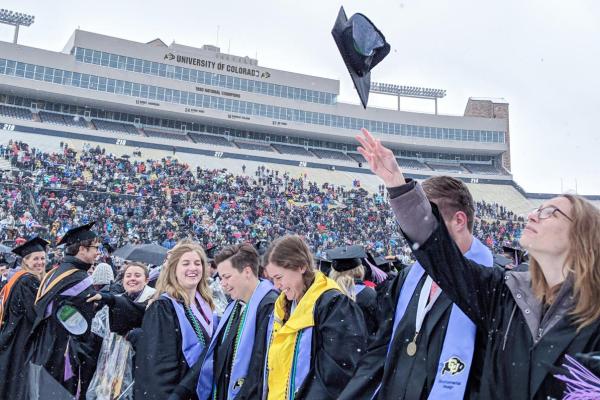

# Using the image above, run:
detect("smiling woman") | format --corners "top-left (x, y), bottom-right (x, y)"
top-left (262, 235), bottom-right (368, 400)
top-left (134, 241), bottom-right (215, 400)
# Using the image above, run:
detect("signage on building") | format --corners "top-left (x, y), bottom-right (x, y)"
top-left (164, 53), bottom-right (271, 79)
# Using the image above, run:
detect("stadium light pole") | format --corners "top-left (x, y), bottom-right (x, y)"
top-left (0, 9), bottom-right (35, 44)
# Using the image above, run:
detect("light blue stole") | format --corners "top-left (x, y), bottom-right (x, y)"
top-left (382, 237), bottom-right (492, 399)
top-left (197, 279), bottom-right (274, 400)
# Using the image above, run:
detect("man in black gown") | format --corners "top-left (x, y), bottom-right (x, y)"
top-left (26, 222), bottom-right (101, 399)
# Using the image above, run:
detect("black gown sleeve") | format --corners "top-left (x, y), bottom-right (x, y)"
top-left (134, 298), bottom-right (184, 400)
top-left (356, 287), bottom-right (379, 337)
top-left (389, 187), bottom-right (506, 331)
top-left (338, 270), bottom-right (410, 400)
top-left (296, 290), bottom-right (369, 400)
top-left (107, 295), bottom-right (146, 336)
top-left (0, 274), bottom-right (38, 349)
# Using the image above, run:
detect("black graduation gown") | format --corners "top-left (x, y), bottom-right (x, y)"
top-left (211, 290), bottom-right (278, 400)
top-left (134, 297), bottom-right (210, 400)
top-left (340, 267), bottom-right (486, 400)
top-left (294, 289), bottom-right (369, 400)
top-left (406, 205), bottom-right (600, 399)
top-left (26, 256), bottom-right (101, 399)
top-left (106, 294), bottom-right (147, 337)
top-left (354, 280), bottom-right (378, 338)
top-left (0, 273), bottom-right (39, 400)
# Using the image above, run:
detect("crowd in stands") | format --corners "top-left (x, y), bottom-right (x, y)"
top-left (0, 140), bottom-right (524, 261)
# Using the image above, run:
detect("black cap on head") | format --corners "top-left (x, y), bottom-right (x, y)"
top-left (328, 245), bottom-right (366, 272)
top-left (502, 245), bottom-right (526, 264)
top-left (205, 244), bottom-right (218, 261)
top-left (12, 237), bottom-right (50, 258)
top-left (331, 6), bottom-right (391, 108)
top-left (315, 256), bottom-right (333, 276)
top-left (56, 222), bottom-right (97, 247)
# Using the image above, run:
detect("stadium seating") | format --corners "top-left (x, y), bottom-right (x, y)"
top-left (347, 153), bottom-right (366, 164)
top-left (272, 144), bottom-right (316, 157)
top-left (92, 119), bottom-right (139, 135)
top-left (188, 132), bottom-right (236, 147)
top-left (234, 141), bottom-right (275, 152)
top-left (426, 163), bottom-right (466, 173)
top-left (0, 104), bottom-right (33, 120)
top-left (463, 163), bottom-right (502, 174)
top-left (311, 148), bottom-right (353, 162)
top-left (145, 129), bottom-right (191, 142)
top-left (397, 158), bottom-right (428, 170)
top-left (38, 111), bottom-right (88, 128)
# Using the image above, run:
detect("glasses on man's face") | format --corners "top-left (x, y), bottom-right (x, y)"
top-left (531, 206), bottom-right (573, 222)
top-left (86, 245), bottom-right (101, 250)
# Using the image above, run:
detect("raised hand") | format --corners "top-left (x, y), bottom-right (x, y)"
top-left (356, 128), bottom-right (406, 187)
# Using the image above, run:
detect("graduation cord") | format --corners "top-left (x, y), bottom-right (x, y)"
top-left (287, 330), bottom-right (304, 400)
top-left (184, 305), bottom-right (206, 346)
top-left (213, 303), bottom-right (242, 400)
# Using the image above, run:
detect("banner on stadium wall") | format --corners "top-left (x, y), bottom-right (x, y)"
top-left (163, 53), bottom-right (271, 79)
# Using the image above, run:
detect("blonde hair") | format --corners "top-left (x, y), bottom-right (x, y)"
top-left (329, 264), bottom-right (365, 301)
top-left (22, 251), bottom-right (47, 279)
top-left (264, 235), bottom-right (315, 322)
top-left (530, 194), bottom-right (600, 330)
top-left (154, 242), bottom-right (214, 309)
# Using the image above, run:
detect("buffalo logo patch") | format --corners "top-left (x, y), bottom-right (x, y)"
top-left (441, 356), bottom-right (466, 375)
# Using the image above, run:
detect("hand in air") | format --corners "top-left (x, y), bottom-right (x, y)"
top-left (356, 128), bottom-right (406, 188)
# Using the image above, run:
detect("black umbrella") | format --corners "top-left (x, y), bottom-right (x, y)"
top-left (113, 243), bottom-right (168, 265)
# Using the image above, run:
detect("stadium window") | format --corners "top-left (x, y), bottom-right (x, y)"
top-left (24, 63), bottom-right (35, 79)
top-left (117, 55), bottom-right (125, 69)
top-left (182, 68), bottom-right (190, 82)
top-left (92, 50), bottom-right (101, 65)
top-left (151, 62), bottom-right (159, 75)
top-left (100, 52), bottom-right (110, 67)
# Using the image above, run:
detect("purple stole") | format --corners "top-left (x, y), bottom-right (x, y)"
top-left (197, 280), bottom-right (274, 400)
top-left (162, 293), bottom-right (214, 367)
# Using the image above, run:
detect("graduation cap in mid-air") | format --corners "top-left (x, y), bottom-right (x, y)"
top-left (328, 245), bottom-right (367, 272)
top-left (12, 237), bottom-right (50, 258)
top-left (331, 6), bottom-right (391, 108)
top-left (56, 222), bottom-right (98, 247)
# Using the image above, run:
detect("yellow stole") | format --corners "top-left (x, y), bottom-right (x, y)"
top-left (266, 271), bottom-right (340, 400)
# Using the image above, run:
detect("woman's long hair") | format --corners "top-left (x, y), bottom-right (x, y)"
top-left (264, 235), bottom-right (315, 322)
top-left (154, 242), bottom-right (214, 309)
top-left (329, 264), bottom-right (365, 301)
top-left (530, 194), bottom-right (600, 330)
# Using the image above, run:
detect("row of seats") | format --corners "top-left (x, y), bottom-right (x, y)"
top-left (91, 119), bottom-right (139, 135)
top-left (188, 132), bottom-right (235, 147)
top-left (463, 163), bottom-right (502, 174)
top-left (234, 141), bottom-right (275, 152)
top-left (39, 111), bottom-right (88, 128)
top-left (0, 104), bottom-right (33, 120)
top-left (145, 129), bottom-right (190, 142)
top-left (6, 106), bottom-right (507, 175)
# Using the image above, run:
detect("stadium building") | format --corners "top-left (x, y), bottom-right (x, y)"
top-left (0, 28), bottom-right (596, 212)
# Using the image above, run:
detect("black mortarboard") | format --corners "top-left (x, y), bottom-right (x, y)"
top-left (328, 245), bottom-right (366, 272)
top-left (12, 237), bottom-right (50, 258)
top-left (254, 239), bottom-right (268, 257)
top-left (332, 6), bottom-right (391, 108)
top-left (56, 222), bottom-right (97, 246)
top-left (315, 256), bottom-right (333, 276)
top-left (502, 245), bottom-right (526, 265)
top-left (205, 244), bottom-right (218, 261)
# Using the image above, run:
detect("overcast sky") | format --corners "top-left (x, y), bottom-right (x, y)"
top-left (3, 0), bottom-right (599, 194)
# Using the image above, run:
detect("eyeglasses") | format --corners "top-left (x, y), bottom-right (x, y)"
top-left (85, 245), bottom-right (101, 250)
top-left (530, 206), bottom-right (573, 222)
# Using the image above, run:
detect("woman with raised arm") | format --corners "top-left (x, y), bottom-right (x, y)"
top-left (356, 127), bottom-right (600, 399)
